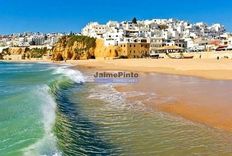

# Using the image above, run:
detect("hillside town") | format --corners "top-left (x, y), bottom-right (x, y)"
top-left (1, 18), bottom-right (232, 60)
top-left (0, 32), bottom-right (65, 48)
top-left (82, 18), bottom-right (232, 54)
top-left (0, 32), bottom-right (66, 60)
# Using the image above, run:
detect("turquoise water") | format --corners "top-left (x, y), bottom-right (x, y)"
top-left (0, 62), bottom-right (62, 155)
top-left (1, 62), bottom-right (232, 156)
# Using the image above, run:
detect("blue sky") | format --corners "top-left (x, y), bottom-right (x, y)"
top-left (0, 0), bottom-right (231, 34)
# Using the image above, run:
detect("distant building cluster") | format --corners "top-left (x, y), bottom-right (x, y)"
top-left (82, 18), bottom-right (232, 57)
top-left (0, 32), bottom-right (65, 49)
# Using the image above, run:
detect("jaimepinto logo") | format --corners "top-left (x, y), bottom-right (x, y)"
top-left (93, 71), bottom-right (139, 83)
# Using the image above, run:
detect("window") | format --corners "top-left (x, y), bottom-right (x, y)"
top-left (134, 45), bottom-right (136, 47)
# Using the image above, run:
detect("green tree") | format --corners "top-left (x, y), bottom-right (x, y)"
top-left (158, 24), bottom-right (169, 30)
top-left (132, 17), bottom-right (137, 24)
top-left (30, 48), bottom-right (47, 58)
top-left (29, 40), bottom-right (36, 45)
top-left (69, 31), bottom-right (74, 36)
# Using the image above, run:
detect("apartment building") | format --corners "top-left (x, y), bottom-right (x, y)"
top-left (118, 39), bottom-right (150, 58)
top-left (150, 38), bottom-right (166, 53)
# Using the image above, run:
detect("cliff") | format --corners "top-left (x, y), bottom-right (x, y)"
top-left (2, 47), bottom-right (48, 59)
top-left (52, 35), bottom-right (96, 60)
top-left (94, 39), bottom-right (121, 59)
top-left (52, 35), bottom-right (122, 60)
top-left (2, 47), bottom-right (28, 59)
top-left (1, 35), bottom-right (122, 61)
top-left (7, 47), bottom-right (27, 55)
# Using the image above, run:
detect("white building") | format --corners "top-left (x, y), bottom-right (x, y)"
top-left (80, 18), bottom-right (227, 49)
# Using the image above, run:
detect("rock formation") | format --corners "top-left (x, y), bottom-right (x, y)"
top-left (52, 35), bottom-right (96, 60)
top-left (52, 35), bottom-right (122, 60)
top-left (94, 39), bottom-right (121, 59)
top-left (2, 35), bottom-right (123, 60)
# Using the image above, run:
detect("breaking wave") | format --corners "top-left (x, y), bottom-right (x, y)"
top-left (23, 86), bottom-right (61, 156)
top-left (23, 66), bottom-right (85, 156)
top-left (53, 67), bottom-right (85, 84)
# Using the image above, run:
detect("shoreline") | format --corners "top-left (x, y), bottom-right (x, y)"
top-left (67, 59), bottom-right (232, 81)
top-left (3, 58), bottom-right (232, 80)
top-left (68, 59), bottom-right (232, 132)
top-left (113, 72), bottom-right (232, 132)
top-left (2, 59), bottom-right (232, 132)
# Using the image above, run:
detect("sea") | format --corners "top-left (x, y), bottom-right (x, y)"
top-left (1, 61), bottom-right (232, 156)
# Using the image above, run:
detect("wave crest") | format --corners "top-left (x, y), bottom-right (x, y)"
top-left (23, 85), bottom-right (61, 156)
top-left (53, 67), bottom-right (85, 84)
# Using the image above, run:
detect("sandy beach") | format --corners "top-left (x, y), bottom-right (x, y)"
top-left (4, 58), bottom-right (232, 80)
top-left (69, 58), bottom-right (232, 132)
top-left (115, 74), bottom-right (232, 132)
top-left (68, 58), bottom-right (232, 80)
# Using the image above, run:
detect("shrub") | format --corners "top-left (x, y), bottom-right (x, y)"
top-left (30, 48), bottom-right (47, 58)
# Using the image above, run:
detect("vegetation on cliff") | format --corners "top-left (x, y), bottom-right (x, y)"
top-left (52, 35), bottom-right (96, 61)
top-left (29, 47), bottom-right (47, 58)
top-left (1, 47), bottom-right (49, 59)
top-left (1, 48), bottom-right (10, 56)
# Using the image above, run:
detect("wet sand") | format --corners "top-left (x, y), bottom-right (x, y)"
top-left (114, 73), bottom-right (232, 132)
top-left (7, 59), bottom-right (232, 132)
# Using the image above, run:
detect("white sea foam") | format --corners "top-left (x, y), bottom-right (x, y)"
top-left (88, 84), bottom-right (152, 112)
top-left (23, 85), bottom-right (62, 156)
top-left (53, 67), bottom-right (85, 83)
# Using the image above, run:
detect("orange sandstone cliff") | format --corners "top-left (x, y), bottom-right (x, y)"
top-left (52, 35), bottom-right (122, 60)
